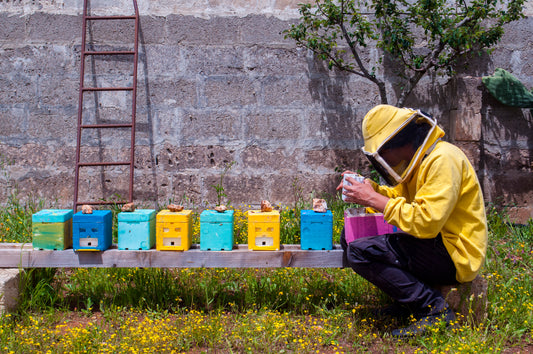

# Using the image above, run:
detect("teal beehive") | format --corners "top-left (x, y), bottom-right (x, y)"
top-left (300, 210), bottom-right (333, 250)
top-left (117, 209), bottom-right (156, 250)
top-left (32, 209), bottom-right (73, 250)
top-left (200, 210), bottom-right (234, 251)
top-left (73, 210), bottom-right (112, 251)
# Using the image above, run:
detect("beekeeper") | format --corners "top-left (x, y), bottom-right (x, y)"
top-left (338, 104), bottom-right (487, 337)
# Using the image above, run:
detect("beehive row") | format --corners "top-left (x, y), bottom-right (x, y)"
top-left (31, 209), bottom-right (334, 252)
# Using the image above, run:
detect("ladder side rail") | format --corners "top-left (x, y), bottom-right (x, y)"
top-left (73, 0), bottom-right (91, 211)
top-left (129, 0), bottom-right (140, 204)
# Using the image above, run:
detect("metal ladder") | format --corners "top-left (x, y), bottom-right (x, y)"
top-left (73, 0), bottom-right (139, 211)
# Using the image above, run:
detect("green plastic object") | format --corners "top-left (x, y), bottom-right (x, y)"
top-left (482, 68), bottom-right (533, 108)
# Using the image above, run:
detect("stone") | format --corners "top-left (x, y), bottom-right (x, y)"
top-left (0, 269), bottom-right (20, 314)
top-left (168, 204), bottom-right (184, 212)
top-left (81, 204), bottom-right (93, 214)
top-left (121, 202), bottom-right (136, 212)
top-left (434, 275), bottom-right (488, 324)
top-left (312, 198), bottom-right (327, 213)
top-left (260, 200), bottom-right (273, 212)
top-left (215, 205), bottom-right (227, 212)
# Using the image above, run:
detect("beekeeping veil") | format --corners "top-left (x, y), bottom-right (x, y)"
top-left (361, 105), bottom-right (444, 186)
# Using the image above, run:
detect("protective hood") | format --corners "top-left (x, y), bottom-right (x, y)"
top-left (361, 104), bottom-right (445, 186)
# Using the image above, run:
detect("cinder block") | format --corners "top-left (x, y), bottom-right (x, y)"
top-left (0, 14), bottom-right (26, 42)
top-left (180, 109), bottom-right (241, 145)
top-left (450, 109), bottom-right (481, 141)
top-left (204, 76), bottom-right (257, 107)
top-left (181, 45), bottom-right (245, 75)
top-left (0, 106), bottom-right (27, 136)
top-left (27, 13), bottom-right (80, 42)
top-left (0, 269), bottom-right (20, 314)
top-left (245, 111), bottom-right (302, 140)
top-left (262, 76), bottom-right (315, 107)
top-left (166, 15), bottom-right (240, 45)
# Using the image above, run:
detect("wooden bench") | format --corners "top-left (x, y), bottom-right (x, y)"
top-left (0, 243), bottom-right (344, 268)
top-left (0, 242), bottom-right (487, 321)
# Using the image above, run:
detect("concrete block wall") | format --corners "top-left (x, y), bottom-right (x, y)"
top-left (0, 0), bottom-right (532, 221)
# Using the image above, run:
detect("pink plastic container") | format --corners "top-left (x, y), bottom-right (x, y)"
top-left (344, 209), bottom-right (402, 243)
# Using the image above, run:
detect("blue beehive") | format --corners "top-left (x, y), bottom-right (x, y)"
top-left (300, 210), bottom-right (333, 250)
top-left (32, 209), bottom-right (73, 250)
top-left (200, 210), bottom-right (234, 251)
top-left (72, 210), bottom-right (112, 251)
top-left (117, 209), bottom-right (156, 250)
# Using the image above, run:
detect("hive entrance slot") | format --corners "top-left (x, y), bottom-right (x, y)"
top-left (163, 237), bottom-right (182, 247)
top-left (255, 237), bottom-right (273, 247)
top-left (80, 238), bottom-right (99, 247)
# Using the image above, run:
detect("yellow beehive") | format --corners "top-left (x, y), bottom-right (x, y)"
top-left (156, 209), bottom-right (193, 251)
top-left (247, 210), bottom-right (280, 251)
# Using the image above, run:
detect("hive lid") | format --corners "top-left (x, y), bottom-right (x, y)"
top-left (73, 210), bottom-right (112, 222)
top-left (301, 209), bottom-right (332, 221)
top-left (247, 210), bottom-right (280, 222)
top-left (32, 209), bottom-right (73, 223)
top-left (117, 209), bottom-right (156, 222)
top-left (157, 209), bottom-right (193, 222)
top-left (200, 209), bottom-right (234, 222)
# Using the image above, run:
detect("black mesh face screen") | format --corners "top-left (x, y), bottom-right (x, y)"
top-left (365, 154), bottom-right (397, 186)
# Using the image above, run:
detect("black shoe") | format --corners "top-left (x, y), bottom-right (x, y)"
top-left (372, 302), bottom-right (412, 319)
top-left (391, 307), bottom-right (455, 338)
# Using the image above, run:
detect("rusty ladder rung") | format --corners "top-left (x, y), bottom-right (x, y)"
top-left (81, 123), bottom-right (133, 129)
top-left (82, 87), bottom-right (134, 92)
top-left (78, 162), bottom-right (131, 167)
top-left (85, 50), bottom-right (136, 56)
top-left (76, 200), bottom-right (130, 206)
top-left (86, 15), bottom-right (136, 20)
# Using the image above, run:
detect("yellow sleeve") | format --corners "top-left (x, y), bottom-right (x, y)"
top-left (369, 179), bottom-right (400, 199)
top-left (383, 151), bottom-right (461, 238)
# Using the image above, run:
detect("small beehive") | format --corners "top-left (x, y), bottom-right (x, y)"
top-left (300, 210), bottom-right (333, 250)
top-left (200, 209), bottom-right (234, 251)
top-left (117, 209), bottom-right (156, 250)
top-left (247, 210), bottom-right (280, 251)
top-left (72, 210), bottom-right (112, 251)
top-left (32, 209), bottom-right (73, 250)
top-left (156, 209), bottom-right (193, 251)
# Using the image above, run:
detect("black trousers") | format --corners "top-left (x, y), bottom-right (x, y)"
top-left (341, 229), bottom-right (458, 316)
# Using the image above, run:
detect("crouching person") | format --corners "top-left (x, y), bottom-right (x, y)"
top-left (338, 105), bottom-right (487, 337)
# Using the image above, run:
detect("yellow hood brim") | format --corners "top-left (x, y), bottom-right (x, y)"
top-left (362, 105), bottom-right (418, 154)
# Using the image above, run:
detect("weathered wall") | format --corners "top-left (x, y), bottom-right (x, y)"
top-left (0, 0), bottom-right (532, 222)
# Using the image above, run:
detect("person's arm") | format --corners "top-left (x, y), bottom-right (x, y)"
top-left (336, 173), bottom-right (390, 212)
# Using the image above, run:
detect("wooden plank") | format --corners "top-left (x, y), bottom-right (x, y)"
top-left (0, 243), bottom-right (344, 268)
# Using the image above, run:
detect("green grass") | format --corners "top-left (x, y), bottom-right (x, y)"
top-left (0, 194), bottom-right (532, 353)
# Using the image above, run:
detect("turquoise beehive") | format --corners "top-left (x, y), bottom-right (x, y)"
top-left (200, 210), bottom-right (234, 251)
top-left (117, 209), bottom-right (156, 250)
